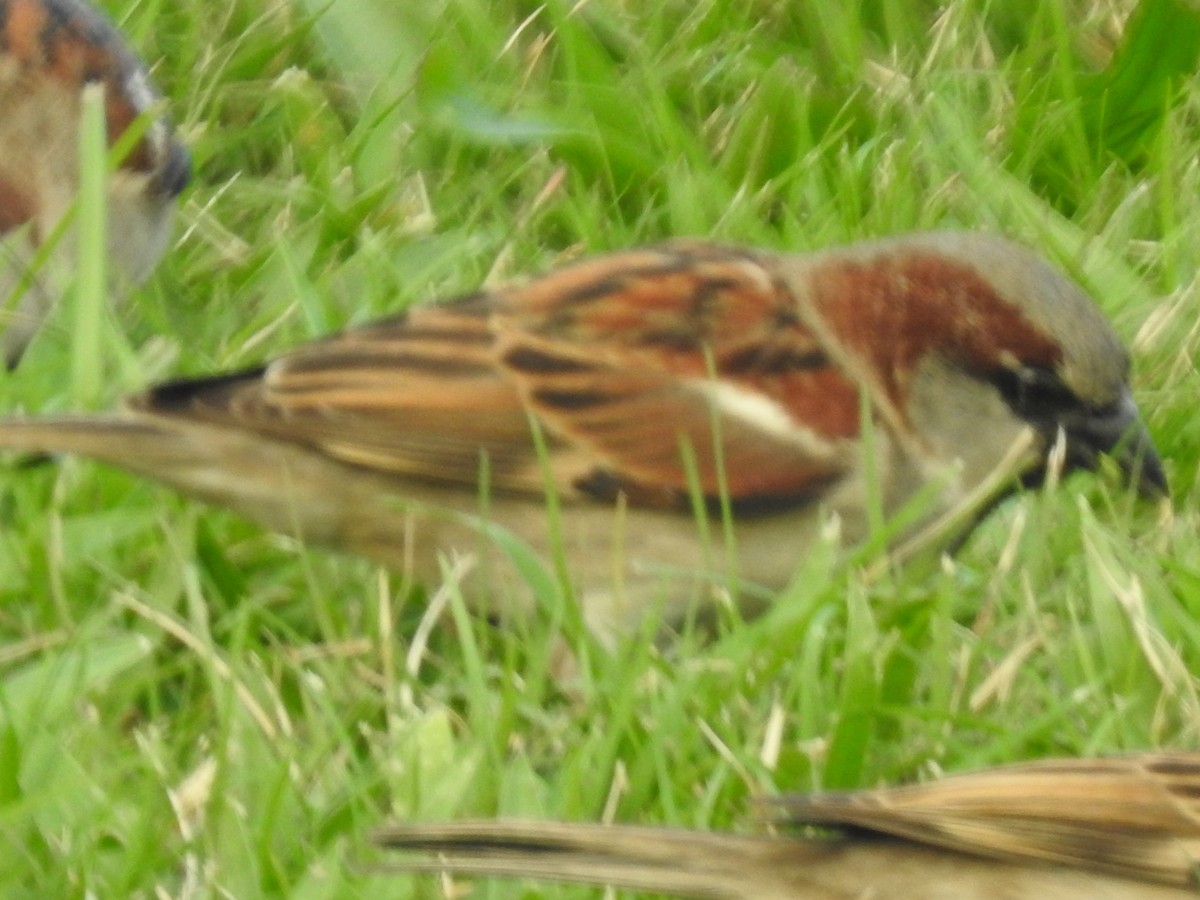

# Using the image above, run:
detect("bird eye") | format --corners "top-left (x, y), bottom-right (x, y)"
top-left (990, 365), bottom-right (1080, 420)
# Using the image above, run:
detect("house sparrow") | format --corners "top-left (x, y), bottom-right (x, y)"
top-left (0, 0), bottom-right (191, 368)
top-left (0, 233), bottom-right (1165, 638)
top-left (374, 752), bottom-right (1200, 899)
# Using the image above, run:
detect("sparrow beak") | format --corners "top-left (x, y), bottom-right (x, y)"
top-left (1065, 389), bottom-right (1168, 498)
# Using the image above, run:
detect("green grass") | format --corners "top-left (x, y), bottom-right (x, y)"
top-left (1, 0), bottom-right (1199, 896)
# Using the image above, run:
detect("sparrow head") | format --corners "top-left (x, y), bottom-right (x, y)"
top-left (0, 0), bottom-right (191, 366)
top-left (0, 0), bottom-right (191, 199)
top-left (795, 232), bottom-right (1167, 504)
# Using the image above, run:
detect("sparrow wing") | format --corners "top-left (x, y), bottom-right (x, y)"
top-left (493, 241), bottom-right (861, 510)
top-left (774, 753), bottom-right (1200, 886)
top-left (139, 300), bottom-right (540, 491)
top-left (138, 242), bottom-right (862, 512)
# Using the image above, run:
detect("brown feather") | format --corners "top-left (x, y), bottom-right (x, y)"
top-left (376, 754), bottom-right (1200, 899)
top-left (137, 243), bottom-right (862, 508)
top-left (775, 753), bottom-right (1200, 886)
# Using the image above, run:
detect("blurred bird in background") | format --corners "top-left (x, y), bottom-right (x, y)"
top-left (0, 0), bottom-right (190, 368)
top-left (375, 752), bottom-right (1200, 899)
